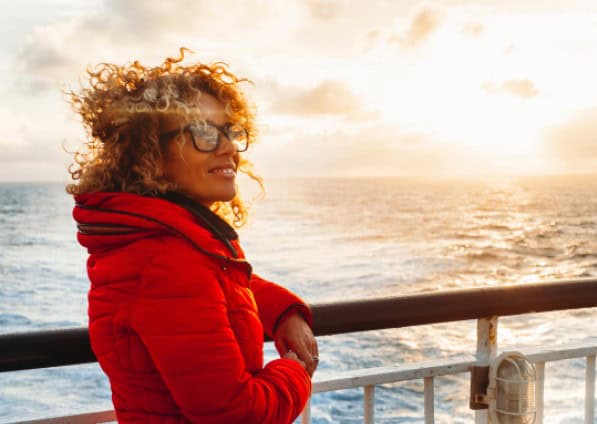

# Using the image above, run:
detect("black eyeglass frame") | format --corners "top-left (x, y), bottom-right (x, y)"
top-left (159, 122), bottom-right (249, 153)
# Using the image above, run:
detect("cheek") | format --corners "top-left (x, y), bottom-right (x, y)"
top-left (179, 157), bottom-right (213, 194)
top-left (164, 155), bottom-right (193, 187)
top-left (186, 155), bottom-right (209, 178)
top-left (164, 144), bottom-right (196, 180)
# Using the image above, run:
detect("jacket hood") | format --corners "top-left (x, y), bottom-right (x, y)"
top-left (73, 192), bottom-right (246, 263)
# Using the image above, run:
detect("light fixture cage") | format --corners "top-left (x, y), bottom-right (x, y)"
top-left (488, 351), bottom-right (536, 424)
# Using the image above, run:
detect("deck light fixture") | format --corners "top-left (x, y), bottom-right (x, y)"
top-left (487, 351), bottom-right (536, 423)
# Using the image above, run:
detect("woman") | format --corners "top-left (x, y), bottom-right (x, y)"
top-left (67, 49), bottom-right (318, 423)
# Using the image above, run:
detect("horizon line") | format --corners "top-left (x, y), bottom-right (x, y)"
top-left (2, 172), bottom-right (597, 185)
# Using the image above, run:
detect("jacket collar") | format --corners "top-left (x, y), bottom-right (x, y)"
top-left (73, 191), bottom-right (246, 263)
top-left (159, 191), bottom-right (238, 238)
top-left (157, 191), bottom-right (239, 258)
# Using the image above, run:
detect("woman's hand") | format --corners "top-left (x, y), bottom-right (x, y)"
top-left (274, 313), bottom-right (319, 377)
top-left (282, 350), bottom-right (306, 370)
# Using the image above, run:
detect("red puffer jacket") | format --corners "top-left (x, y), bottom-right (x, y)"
top-left (74, 192), bottom-right (312, 423)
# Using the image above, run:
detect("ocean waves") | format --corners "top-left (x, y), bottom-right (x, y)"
top-left (1, 178), bottom-right (597, 423)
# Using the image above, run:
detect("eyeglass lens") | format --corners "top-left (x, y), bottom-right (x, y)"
top-left (190, 123), bottom-right (248, 152)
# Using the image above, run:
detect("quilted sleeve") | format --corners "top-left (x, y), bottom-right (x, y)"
top-left (249, 273), bottom-right (313, 339)
top-left (129, 249), bottom-right (311, 424)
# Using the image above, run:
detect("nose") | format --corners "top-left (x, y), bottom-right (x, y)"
top-left (215, 133), bottom-right (237, 156)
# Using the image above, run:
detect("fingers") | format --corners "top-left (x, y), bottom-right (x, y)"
top-left (283, 346), bottom-right (318, 377)
top-left (310, 338), bottom-right (319, 360)
top-left (306, 353), bottom-right (319, 377)
top-left (283, 350), bottom-right (306, 370)
top-left (273, 313), bottom-right (320, 376)
top-left (292, 342), bottom-right (318, 377)
top-left (311, 339), bottom-right (319, 373)
top-left (307, 336), bottom-right (319, 376)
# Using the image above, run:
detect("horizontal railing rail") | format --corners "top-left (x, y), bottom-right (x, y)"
top-left (302, 343), bottom-right (597, 424)
top-left (2, 278), bottom-right (597, 372)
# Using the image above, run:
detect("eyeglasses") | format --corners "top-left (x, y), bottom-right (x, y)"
top-left (159, 121), bottom-right (249, 153)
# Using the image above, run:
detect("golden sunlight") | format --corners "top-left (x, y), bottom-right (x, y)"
top-left (366, 22), bottom-right (557, 161)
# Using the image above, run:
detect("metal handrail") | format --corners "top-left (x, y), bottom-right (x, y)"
top-left (1, 278), bottom-right (596, 372)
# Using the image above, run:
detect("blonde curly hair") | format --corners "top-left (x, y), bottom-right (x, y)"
top-left (66, 48), bottom-right (263, 227)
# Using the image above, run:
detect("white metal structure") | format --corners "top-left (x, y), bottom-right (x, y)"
top-left (300, 318), bottom-right (596, 424)
top-left (8, 317), bottom-right (596, 424)
top-left (302, 351), bottom-right (596, 423)
top-left (4, 279), bottom-right (597, 424)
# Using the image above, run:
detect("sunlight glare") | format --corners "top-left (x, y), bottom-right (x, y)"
top-left (371, 25), bottom-right (546, 159)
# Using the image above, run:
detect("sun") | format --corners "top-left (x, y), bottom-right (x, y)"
top-left (372, 70), bottom-right (543, 157)
top-left (358, 26), bottom-right (549, 162)
top-left (423, 92), bottom-right (543, 157)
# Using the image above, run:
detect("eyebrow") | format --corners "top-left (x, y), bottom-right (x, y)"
top-left (204, 119), bottom-right (235, 128)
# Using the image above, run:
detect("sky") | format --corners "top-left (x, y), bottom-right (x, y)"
top-left (1, 0), bottom-right (597, 181)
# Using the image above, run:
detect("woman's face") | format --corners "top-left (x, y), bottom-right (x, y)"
top-left (161, 93), bottom-right (240, 207)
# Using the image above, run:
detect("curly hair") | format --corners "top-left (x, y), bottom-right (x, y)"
top-left (66, 48), bottom-right (263, 227)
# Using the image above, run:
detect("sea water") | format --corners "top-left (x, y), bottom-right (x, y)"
top-left (1, 177), bottom-right (596, 423)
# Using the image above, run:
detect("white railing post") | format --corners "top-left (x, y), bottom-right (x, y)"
top-left (364, 385), bottom-right (375, 424)
top-left (535, 361), bottom-right (545, 424)
top-left (301, 397), bottom-right (311, 424)
top-left (586, 355), bottom-right (595, 424)
top-left (9, 344), bottom-right (597, 424)
top-left (474, 317), bottom-right (497, 424)
top-left (424, 376), bottom-right (434, 423)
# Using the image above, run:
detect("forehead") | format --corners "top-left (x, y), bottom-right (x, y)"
top-left (159, 91), bottom-right (230, 132)
top-left (192, 92), bottom-right (227, 124)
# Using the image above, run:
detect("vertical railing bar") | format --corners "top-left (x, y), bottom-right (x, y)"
top-left (301, 397), bottom-right (311, 424)
top-left (474, 316), bottom-right (497, 424)
top-left (363, 385), bottom-right (375, 424)
top-left (424, 376), bottom-right (434, 423)
top-left (535, 361), bottom-right (545, 424)
top-left (586, 355), bottom-right (595, 424)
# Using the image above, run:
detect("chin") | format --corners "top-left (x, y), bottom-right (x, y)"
top-left (216, 188), bottom-right (237, 203)
top-left (190, 188), bottom-right (236, 206)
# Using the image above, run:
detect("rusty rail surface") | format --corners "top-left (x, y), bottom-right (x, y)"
top-left (1, 278), bottom-right (596, 372)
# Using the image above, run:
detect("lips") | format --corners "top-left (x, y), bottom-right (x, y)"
top-left (208, 164), bottom-right (237, 178)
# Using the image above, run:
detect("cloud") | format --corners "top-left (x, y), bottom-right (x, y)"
top-left (14, 19), bottom-right (86, 92)
top-left (389, 5), bottom-right (444, 49)
top-left (357, 29), bottom-right (384, 54)
top-left (502, 44), bottom-right (515, 55)
top-left (543, 107), bottom-right (597, 160)
top-left (104, 0), bottom-right (204, 33)
top-left (304, 0), bottom-right (339, 20)
top-left (249, 123), bottom-right (457, 177)
top-left (0, 129), bottom-right (74, 181)
top-left (0, 102), bottom-right (82, 164)
top-left (366, 29), bottom-right (382, 42)
top-left (462, 22), bottom-right (484, 37)
top-left (14, 0), bottom-right (309, 93)
top-left (17, 42), bottom-right (71, 71)
top-left (481, 79), bottom-right (539, 98)
top-left (270, 80), bottom-right (374, 118)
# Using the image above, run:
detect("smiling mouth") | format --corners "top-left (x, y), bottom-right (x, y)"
top-left (209, 167), bottom-right (236, 178)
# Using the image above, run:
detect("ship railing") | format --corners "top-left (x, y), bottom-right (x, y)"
top-left (1, 278), bottom-right (596, 424)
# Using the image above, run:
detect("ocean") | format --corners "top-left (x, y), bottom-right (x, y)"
top-left (1, 177), bottom-right (596, 423)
